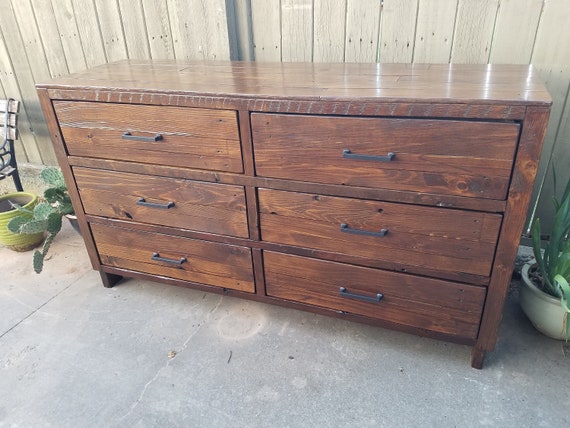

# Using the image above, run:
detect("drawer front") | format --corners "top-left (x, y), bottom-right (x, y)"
top-left (264, 252), bottom-right (485, 339)
top-left (252, 113), bottom-right (519, 199)
top-left (74, 167), bottom-right (248, 238)
top-left (258, 189), bottom-right (502, 278)
top-left (91, 223), bottom-right (255, 292)
top-left (55, 101), bottom-right (243, 173)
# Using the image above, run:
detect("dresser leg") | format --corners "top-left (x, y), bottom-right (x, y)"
top-left (100, 271), bottom-right (123, 288)
top-left (470, 347), bottom-right (485, 369)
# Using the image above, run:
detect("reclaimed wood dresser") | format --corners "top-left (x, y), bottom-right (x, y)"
top-left (37, 61), bottom-right (551, 368)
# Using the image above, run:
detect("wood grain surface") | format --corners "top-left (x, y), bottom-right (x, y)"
top-left (55, 101), bottom-right (243, 172)
top-left (253, 113), bottom-right (520, 199)
top-left (92, 223), bottom-right (254, 293)
top-left (74, 167), bottom-right (249, 238)
top-left (39, 61), bottom-right (551, 106)
top-left (259, 189), bottom-right (502, 279)
top-left (264, 251), bottom-right (486, 339)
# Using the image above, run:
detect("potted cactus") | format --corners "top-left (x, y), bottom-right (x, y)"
top-left (7, 167), bottom-right (75, 273)
top-left (0, 192), bottom-right (44, 251)
top-left (520, 170), bottom-right (570, 339)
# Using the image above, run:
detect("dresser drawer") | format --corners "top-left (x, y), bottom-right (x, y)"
top-left (252, 113), bottom-right (519, 199)
top-left (74, 167), bottom-right (248, 238)
top-left (264, 251), bottom-right (485, 339)
top-left (91, 223), bottom-right (254, 292)
top-left (54, 101), bottom-right (243, 172)
top-left (258, 189), bottom-right (502, 279)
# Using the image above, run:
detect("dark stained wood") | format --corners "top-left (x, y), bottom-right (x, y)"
top-left (100, 271), bottom-right (123, 288)
top-left (54, 101), bottom-right (243, 173)
top-left (39, 61), bottom-right (551, 107)
top-left (67, 155), bottom-right (509, 212)
top-left (37, 88), bottom-right (102, 271)
top-left (85, 213), bottom-right (492, 286)
top-left (251, 248), bottom-right (265, 297)
top-left (264, 251), bottom-right (486, 339)
top-left (473, 106), bottom-right (551, 361)
top-left (259, 188), bottom-right (502, 279)
top-left (38, 60), bottom-right (552, 369)
top-left (253, 114), bottom-right (519, 200)
top-left (47, 87), bottom-right (529, 120)
top-left (73, 167), bottom-right (248, 238)
top-left (91, 222), bottom-right (255, 293)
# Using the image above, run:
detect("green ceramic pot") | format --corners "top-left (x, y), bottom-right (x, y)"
top-left (0, 192), bottom-right (44, 252)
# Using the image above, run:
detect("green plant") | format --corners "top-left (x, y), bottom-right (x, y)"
top-left (530, 170), bottom-right (570, 335)
top-left (7, 167), bottom-right (73, 273)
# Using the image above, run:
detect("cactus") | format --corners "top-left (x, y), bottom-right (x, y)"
top-left (6, 167), bottom-right (73, 273)
top-left (40, 167), bottom-right (66, 187)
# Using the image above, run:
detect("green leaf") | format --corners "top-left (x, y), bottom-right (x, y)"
top-left (40, 167), bottom-right (65, 187)
top-left (554, 274), bottom-right (570, 340)
top-left (8, 202), bottom-right (33, 215)
top-left (46, 212), bottom-right (62, 234)
top-left (33, 202), bottom-right (55, 220)
top-left (43, 187), bottom-right (64, 204)
top-left (33, 250), bottom-right (44, 274)
top-left (7, 215), bottom-right (29, 233)
top-left (559, 169), bottom-right (570, 210)
top-left (531, 218), bottom-right (553, 292)
top-left (59, 202), bottom-right (74, 215)
top-left (20, 219), bottom-right (48, 235)
top-left (555, 275), bottom-right (570, 312)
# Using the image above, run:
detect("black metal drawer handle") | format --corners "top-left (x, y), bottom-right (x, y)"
top-left (340, 223), bottom-right (388, 237)
top-left (343, 149), bottom-right (395, 162)
top-left (122, 131), bottom-right (163, 142)
top-left (340, 287), bottom-right (383, 303)
top-left (151, 252), bottom-right (187, 265)
top-left (137, 197), bottom-right (175, 209)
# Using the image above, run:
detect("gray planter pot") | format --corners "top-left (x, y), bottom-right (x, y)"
top-left (520, 262), bottom-right (569, 340)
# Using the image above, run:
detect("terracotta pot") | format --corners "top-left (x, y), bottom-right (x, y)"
top-left (520, 262), bottom-right (569, 340)
top-left (0, 192), bottom-right (45, 252)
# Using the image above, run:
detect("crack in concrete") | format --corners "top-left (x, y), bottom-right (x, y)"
top-left (0, 271), bottom-right (91, 340)
top-left (117, 296), bottom-right (225, 422)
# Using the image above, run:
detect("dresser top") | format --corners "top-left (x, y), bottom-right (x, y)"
top-left (38, 60), bottom-right (551, 106)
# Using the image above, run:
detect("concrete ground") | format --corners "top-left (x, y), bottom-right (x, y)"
top-left (1, 220), bottom-right (569, 427)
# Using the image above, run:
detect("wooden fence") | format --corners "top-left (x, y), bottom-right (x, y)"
top-left (0, 0), bottom-right (568, 232)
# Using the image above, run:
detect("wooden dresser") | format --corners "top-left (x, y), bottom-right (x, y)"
top-left (37, 61), bottom-right (551, 368)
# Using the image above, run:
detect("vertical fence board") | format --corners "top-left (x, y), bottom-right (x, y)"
top-left (141, 0), bottom-right (175, 60)
top-left (451, 0), bottom-right (499, 64)
top-left (31, 0), bottom-right (69, 77)
top-left (95, 0), bottom-right (128, 62)
top-left (281, 0), bottom-right (313, 62)
top-left (379, 0), bottom-right (418, 63)
top-left (527, 0), bottom-right (570, 233)
top-left (413, 0), bottom-right (458, 63)
top-left (12, 0), bottom-right (52, 82)
top-left (11, 0), bottom-right (57, 164)
top-left (251, 0), bottom-right (281, 61)
top-left (168, 0), bottom-right (230, 60)
top-left (0, 3), bottom-right (47, 165)
top-left (345, 0), bottom-right (381, 62)
top-left (0, 31), bottom-right (30, 164)
top-left (72, 0), bottom-right (107, 68)
top-left (313, 0), bottom-right (346, 62)
top-left (118, 0), bottom-right (151, 60)
top-left (489, 0), bottom-right (543, 64)
top-left (52, 0), bottom-right (87, 73)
